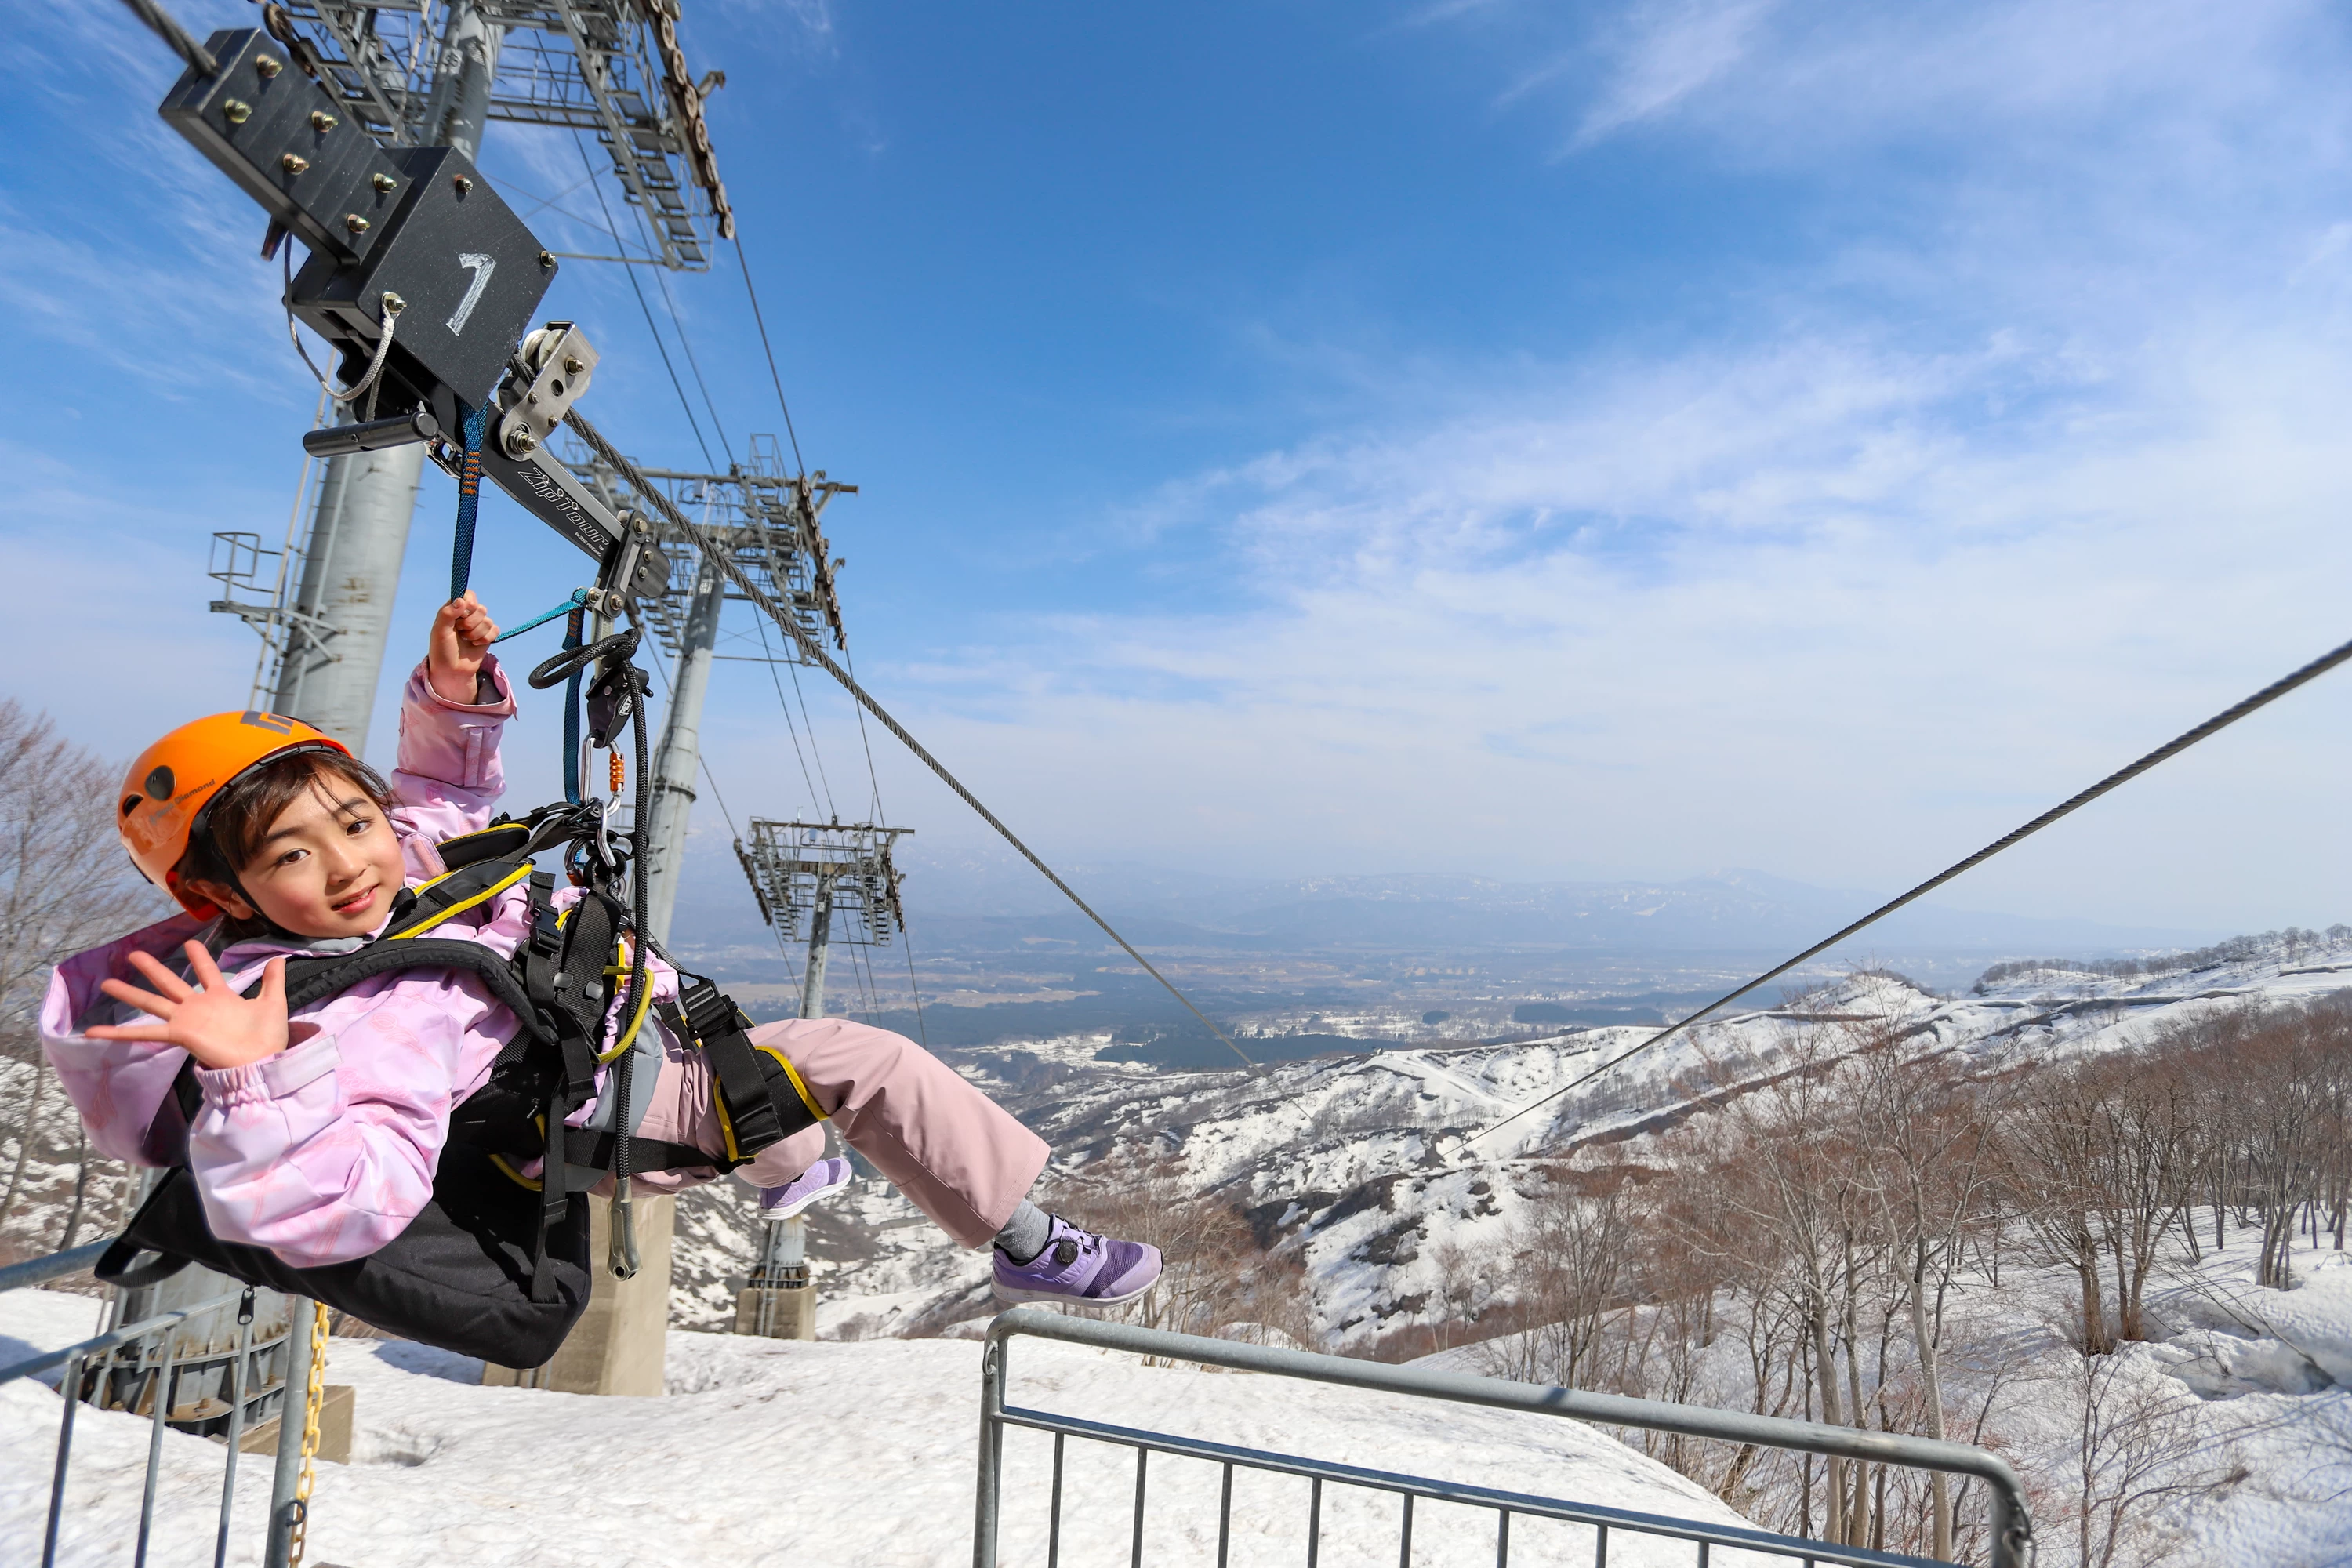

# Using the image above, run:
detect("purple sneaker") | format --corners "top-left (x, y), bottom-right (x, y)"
top-left (992, 1215), bottom-right (1163, 1307)
top-left (760, 1157), bottom-right (854, 1220)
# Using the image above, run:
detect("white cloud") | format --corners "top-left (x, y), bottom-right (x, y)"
top-left (811, 0), bottom-right (2352, 931)
top-left (1570, 0), bottom-right (1777, 147)
top-left (840, 310), bottom-right (2352, 930)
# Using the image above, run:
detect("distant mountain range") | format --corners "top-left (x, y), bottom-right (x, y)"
top-left (667, 830), bottom-right (2213, 956)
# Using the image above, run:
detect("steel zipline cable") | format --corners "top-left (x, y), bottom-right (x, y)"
top-left (565, 409), bottom-right (1256, 1069)
top-left (1464, 630), bottom-right (2352, 1152)
top-left (115, 0), bottom-right (216, 75)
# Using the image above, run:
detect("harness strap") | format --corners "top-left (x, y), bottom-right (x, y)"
top-left (667, 975), bottom-right (826, 1164)
top-left (561, 1126), bottom-right (735, 1177)
top-left (673, 977), bottom-right (781, 1156)
top-left (263, 939), bottom-right (549, 1043)
top-left (446, 1089), bottom-right (744, 1176)
top-left (383, 858), bottom-right (535, 941)
top-left (434, 818), bottom-right (533, 871)
top-left (450, 402), bottom-right (487, 601)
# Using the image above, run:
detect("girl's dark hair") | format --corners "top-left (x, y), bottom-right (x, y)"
top-left (174, 748), bottom-right (397, 927)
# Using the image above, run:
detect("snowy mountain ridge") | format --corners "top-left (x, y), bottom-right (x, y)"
top-left (763, 931), bottom-right (2352, 1352)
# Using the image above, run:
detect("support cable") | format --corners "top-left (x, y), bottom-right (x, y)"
top-left (114, 0), bottom-right (217, 75)
top-left (753, 611), bottom-right (834, 817)
top-left (898, 920), bottom-right (931, 1048)
top-left (782, 652), bottom-right (839, 817)
top-left (566, 408), bottom-right (1254, 1069)
top-left (731, 235), bottom-right (808, 477)
top-left (840, 644), bottom-right (927, 1041)
top-left (655, 267), bottom-right (735, 467)
top-left (572, 131), bottom-right (714, 470)
top-left (1465, 630), bottom-right (2352, 1151)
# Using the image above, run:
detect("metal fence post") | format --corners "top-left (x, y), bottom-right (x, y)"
top-left (42, 1351), bottom-right (85, 1568)
top-left (972, 1329), bottom-right (1008, 1568)
top-left (133, 1330), bottom-right (180, 1567)
top-left (262, 1297), bottom-right (314, 1568)
top-left (216, 1290), bottom-right (256, 1568)
top-left (1989, 1482), bottom-right (2028, 1568)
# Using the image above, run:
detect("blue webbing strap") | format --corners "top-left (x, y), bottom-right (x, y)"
top-left (450, 404), bottom-right (488, 601)
top-left (490, 589), bottom-right (596, 645)
top-left (561, 606), bottom-right (585, 804)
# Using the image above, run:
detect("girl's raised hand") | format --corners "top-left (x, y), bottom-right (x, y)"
top-left (427, 590), bottom-right (502, 703)
top-left (88, 942), bottom-right (291, 1070)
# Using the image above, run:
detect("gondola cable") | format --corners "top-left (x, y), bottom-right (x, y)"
top-left (566, 408), bottom-right (1256, 1069)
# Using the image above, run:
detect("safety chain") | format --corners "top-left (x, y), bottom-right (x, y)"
top-left (287, 1301), bottom-right (329, 1568)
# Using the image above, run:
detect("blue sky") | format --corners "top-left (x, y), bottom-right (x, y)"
top-left (7, 0), bottom-right (2352, 931)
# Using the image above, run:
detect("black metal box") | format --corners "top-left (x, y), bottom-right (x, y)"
top-left (161, 29), bottom-right (405, 265)
top-left (290, 147), bottom-right (555, 412)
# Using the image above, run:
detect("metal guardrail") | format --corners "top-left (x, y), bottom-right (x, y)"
top-left (1, 1247), bottom-right (320, 1568)
top-left (0, 1241), bottom-right (111, 1296)
top-left (975, 1308), bottom-right (2032, 1568)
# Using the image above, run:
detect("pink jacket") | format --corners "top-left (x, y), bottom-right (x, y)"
top-left (40, 656), bottom-right (688, 1269)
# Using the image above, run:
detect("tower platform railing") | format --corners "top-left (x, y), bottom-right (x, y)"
top-left (2, 1243), bottom-right (320, 1568)
top-left (975, 1308), bottom-right (2031, 1568)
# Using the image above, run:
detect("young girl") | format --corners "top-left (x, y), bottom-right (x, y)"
top-left (42, 593), bottom-right (1156, 1313)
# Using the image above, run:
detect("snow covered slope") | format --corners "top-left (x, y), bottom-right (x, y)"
top-left (2, 1290), bottom-right (1784, 1568)
top-left (800, 935), bottom-right (2352, 1348)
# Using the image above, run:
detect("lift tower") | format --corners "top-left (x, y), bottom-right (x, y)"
top-left (559, 432), bottom-right (855, 942)
top-left (736, 818), bottom-right (913, 1021)
top-left (209, 0), bottom-right (731, 747)
top-left (732, 818), bottom-right (912, 1338)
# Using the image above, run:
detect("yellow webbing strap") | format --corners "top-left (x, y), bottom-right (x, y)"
top-left (489, 1115), bottom-right (550, 1191)
top-left (594, 936), bottom-right (657, 1065)
top-left (713, 1075), bottom-right (742, 1163)
top-left (713, 1042), bottom-right (829, 1163)
top-left (759, 1043), bottom-right (828, 1124)
top-left (385, 862), bottom-right (535, 940)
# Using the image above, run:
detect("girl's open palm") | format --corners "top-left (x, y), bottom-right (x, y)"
top-left (88, 942), bottom-right (290, 1070)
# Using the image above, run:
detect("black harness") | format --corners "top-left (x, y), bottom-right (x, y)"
top-left (96, 802), bottom-right (823, 1367)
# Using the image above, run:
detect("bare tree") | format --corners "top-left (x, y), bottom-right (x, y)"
top-left (1998, 1062), bottom-right (2121, 1356)
top-left (2065, 1352), bottom-right (2242, 1568)
top-left (1047, 1146), bottom-right (1319, 1354)
top-left (1490, 1163), bottom-right (1641, 1390)
top-left (1846, 1011), bottom-right (2002, 1560)
top-left (0, 702), bottom-right (165, 1243)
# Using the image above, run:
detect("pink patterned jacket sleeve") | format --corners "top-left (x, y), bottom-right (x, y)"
top-left (39, 657), bottom-right (537, 1268)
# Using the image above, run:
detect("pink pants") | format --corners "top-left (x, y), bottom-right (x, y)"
top-left (625, 1016), bottom-right (1048, 1248)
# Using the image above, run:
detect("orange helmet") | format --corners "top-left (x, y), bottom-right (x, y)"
top-left (118, 710), bottom-right (350, 915)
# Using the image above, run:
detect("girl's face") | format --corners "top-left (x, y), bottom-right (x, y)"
top-left (187, 773), bottom-right (408, 941)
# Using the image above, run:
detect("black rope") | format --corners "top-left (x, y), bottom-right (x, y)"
top-left (116, 0), bottom-right (217, 75)
top-left (565, 408), bottom-right (1254, 1069)
top-left (1466, 630), bottom-right (2352, 1150)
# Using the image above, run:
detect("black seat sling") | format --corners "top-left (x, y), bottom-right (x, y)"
top-left (95, 809), bottom-right (822, 1368)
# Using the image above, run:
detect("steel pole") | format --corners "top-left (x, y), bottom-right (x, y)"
top-left (800, 869), bottom-right (836, 1020)
top-left (420, 0), bottom-right (502, 162)
top-left (274, 0), bottom-right (501, 750)
top-left (971, 1332), bottom-right (1007, 1568)
top-left (261, 1298), bottom-right (314, 1568)
top-left (643, 550), bottom-right (725, 943)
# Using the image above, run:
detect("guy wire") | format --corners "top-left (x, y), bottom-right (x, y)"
top-left (567, 408), bottom-right (1254, 1070)
top-left (1465, 629), bottom-right (2352, 1152)
top-left (731, 234), bottom-right (808, 477)
top-left (753, 611), bottom-right (833, 817)
top-left (573, 130), bottom-right (715, 470)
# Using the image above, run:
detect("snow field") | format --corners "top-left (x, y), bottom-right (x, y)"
top-left (3, 1287), bottom-right (1817, 1568)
